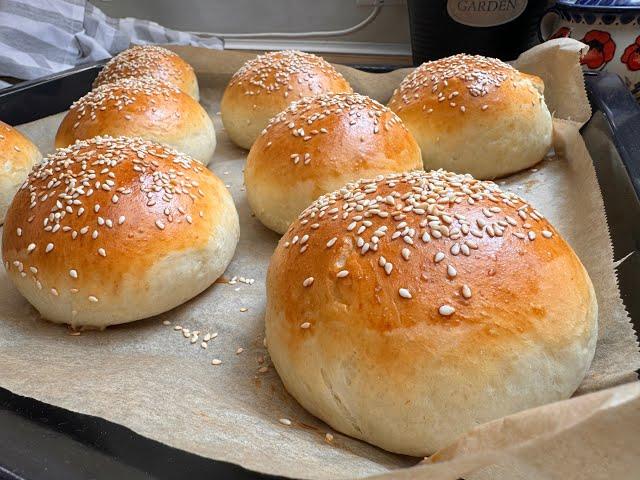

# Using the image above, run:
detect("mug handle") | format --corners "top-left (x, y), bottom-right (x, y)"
top-left (538, 6), bottom-right (562, 42)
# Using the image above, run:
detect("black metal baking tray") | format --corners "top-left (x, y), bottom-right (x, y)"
top-left (0, 66), bottom-right (639, 480)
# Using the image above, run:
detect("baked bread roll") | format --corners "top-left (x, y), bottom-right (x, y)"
top-left (245, 93), bottom-right (422, 234)
top-left (2, 136), bottom-right (239, 328)
top-left (93, 45), bottom-right (200, 100)
top-left (266, 170), bottom-right (597, 456)
top-left (388, 54), bottom-right (552, 179)
top-left (221, 50), bottom-right (353, 150)
top-left (0, 121), bottom-right (42, 224)
top-left (55, 77), bottom-right (216, 165)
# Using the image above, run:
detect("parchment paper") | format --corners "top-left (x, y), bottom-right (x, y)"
top-left (1, 38), bottom-right (639, 479)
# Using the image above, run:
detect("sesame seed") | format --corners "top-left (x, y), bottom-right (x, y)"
top-left (279, 418), bottom-right (292, 426)
top-left (325, 433), bottom-right (334, 442)
top-left (211, 359), bottom-right (222, 365)
top-left (88, 295), bottom-right (98, 303)
top-left (336, 270), bottom-right (349, 278)
top-left (398, 288), bottom-right (412, 299)
top-left (98, 248), bottom-right (106, 257)
top-left (542, 230), bottom-right (553, 238)
top-left (300, 322), bottom-right (311, 329)
top-left (69, 269), bottom-right (78, 279)
top-left (26, 243), bottom-right (36, 253)
top-left (434, 252), bottom-right (445, 263)
top-left (461, 284), bottom-right (472, 298)
top-left (528, 231), bottom-right (536, 241)
top-left (447, 264), bottom-right (457, 277)
top-left (439, 304), bottom-right (455, 316)
top-left (303, 277), bottom-right (314, 287)
top-left (155, 219), bottom-right (165, 230)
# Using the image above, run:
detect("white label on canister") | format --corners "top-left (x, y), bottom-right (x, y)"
top-left (447, 0), bottom-right (528, 27)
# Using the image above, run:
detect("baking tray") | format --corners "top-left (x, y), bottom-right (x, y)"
top-left (0, 65), bottom-right (639, 480)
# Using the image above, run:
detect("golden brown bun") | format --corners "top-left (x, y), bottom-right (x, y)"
top-left (221, 50), bottom-right (353, 150)
top-left (93, 45), bottom-right (199, 100)
top-left (388, 54), bottom-right (552, 179)
top-left (266, 170), bottom-right (597, 456)
top-left (0, 121), bottom-right (42, 224)
top-left (2, 136), bottom-right (239, 328)
top-left (55, 77), bottom-right (216, 165)
top-left (245, 93), bottom-right (422, 234)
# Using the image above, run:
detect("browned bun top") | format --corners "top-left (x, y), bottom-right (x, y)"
top-left (56, 77), bottom-right (182, 146)
top-left (54, 77), bottom-right (213, 162)
top-left (388, 53), bottom-right (543, 119)
top-left (269, 169), bottom-right (594, 350)
top-left (251, 92), bottom-right (420, 185)
top-left (228, 50), bottom-right (351, 100)
top-left (0, 120), bottom-right (41, 170)
top-left (2, 136), bottom-right (227, 307)
top-left (93, 45), bottom-right (198, 98)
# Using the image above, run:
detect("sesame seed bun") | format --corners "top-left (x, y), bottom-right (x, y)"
top-left (2, 136), bottom-right (239, 328)
top-left (55, 77), bottom-right (216, 165)
top-left (265, 170), bottom-right (597, 456)
top-left (221, 50), bottom-right (353, 150)
top-left (245, 93), bottom-right (422, 234)
top-left (93, 45), bottom-right (200, 100)
top-left (0, 121), bottom-right (42, 224)
top-left (388, 54), bottom-right (553, 179)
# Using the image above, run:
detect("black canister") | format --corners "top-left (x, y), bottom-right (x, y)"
top-left (407, 0), bottom-right (549, 65)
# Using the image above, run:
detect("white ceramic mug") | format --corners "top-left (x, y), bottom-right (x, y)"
top-left (539, 1), bottom-right (640, 100)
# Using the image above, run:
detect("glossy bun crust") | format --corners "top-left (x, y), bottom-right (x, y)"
top-left (221, 50), bottom-right (353, 150)
top-left (266, 170), bottom-right (597, 456)
top-left (2, 136), bottom-right (239, 328)
top-left (245, 93), bottom-right (423, 234)
top-left (55, 77), bottom-right (216, 165)
top-left (388, 54), bottom-right (552, 179)
top-left (93, 45), bottom-right (199, 100)
top-left (0, 121), bottom-right (41, 224)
